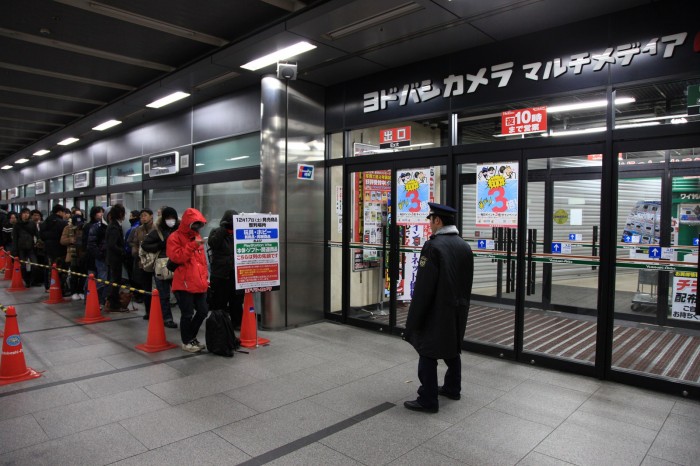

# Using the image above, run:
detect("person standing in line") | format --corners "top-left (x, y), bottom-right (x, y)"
top-left (129, 208), bottom-right (155, 319)
top-left (60, 212), bottom-right (87, 300)
top-left (403, 202), bottom-right (474, 414)
top-left (104, 204), bottom-right (127, 312)
top-left (40, 204), bottom-right (69, 293)
top-left (2, 212), bottom-right (17, 255)
top-left (85, 206), bottom-right (107, 304)
top-left (167, 208), bottom-right (209, 352)
top-left (207, 209), bottom-right (243, 329)
top-left (140, 206), bottom-right (178, 328)
top-left (30, 209), bottom-right (45, 286)
top-left (123, 209), bottom-right (141, 296)
top-left (11, 207), bottom-right (38, 288)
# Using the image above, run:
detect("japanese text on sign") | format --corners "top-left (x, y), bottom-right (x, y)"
top-left (233, 214), bottom-right (280, 292)
top-left (671, 271), bottom-right (699, 321)
top-left (502, 107), bottom-right (547, 135)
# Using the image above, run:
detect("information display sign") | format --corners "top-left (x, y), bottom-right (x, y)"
top-left (501, 107), bottom-right (547, 135)
top-left (233, 214), bottom-right (280, 293)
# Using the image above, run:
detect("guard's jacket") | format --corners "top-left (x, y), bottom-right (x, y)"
top-left (404, 225), bottom-right (474, 359)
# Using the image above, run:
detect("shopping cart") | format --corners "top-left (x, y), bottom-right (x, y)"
top-left (631, 269), bottom-right (658, 312)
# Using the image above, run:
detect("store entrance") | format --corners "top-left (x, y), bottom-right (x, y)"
top-left (346, 160), bottom-right (447, 331)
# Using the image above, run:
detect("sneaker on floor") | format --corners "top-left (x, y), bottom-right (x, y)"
top-left (191, 338), bottom-right (206, 350)
top-left (182, 342), bottom-right (202, 353)
top-left (164, 320), bottom-right (178, 329)
top-left (78, 293), bottom-right (85, 300)
top-left (71, 293), bottom-right (81, 301)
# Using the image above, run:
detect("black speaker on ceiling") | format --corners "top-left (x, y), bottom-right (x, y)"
top-left (277, 62), bottom-right (297, 80)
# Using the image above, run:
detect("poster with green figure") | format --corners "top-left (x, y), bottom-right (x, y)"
top-left (476, 163), bottom-right (518, 227)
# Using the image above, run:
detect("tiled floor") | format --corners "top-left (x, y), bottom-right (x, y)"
top-left (1, 285), bottom-right (699, 465)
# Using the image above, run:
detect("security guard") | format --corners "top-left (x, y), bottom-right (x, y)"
top-left (404, 202), bottom-right (474, 413)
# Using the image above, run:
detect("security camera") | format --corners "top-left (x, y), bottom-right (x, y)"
top-left (277, 62), bottom-right (297, 80)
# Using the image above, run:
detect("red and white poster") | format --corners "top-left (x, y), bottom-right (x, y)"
top-left (501, 107), bottom-right (547, 135)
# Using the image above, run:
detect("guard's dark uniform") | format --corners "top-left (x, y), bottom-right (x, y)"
top-left (405, 208), bottom-right (473, 411)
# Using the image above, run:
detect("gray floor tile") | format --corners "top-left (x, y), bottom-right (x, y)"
top-left (225, 371), bottom-right (337, 413)
top-left (579, 383), bottom-right (675, 430)
top-left (146, 366), bottom-right (259, 405)
top-left (535, 410), bottom-right (658, 466)
top-left (0, 422), bottom-right (147, 466)
top-left (266, 442), bottom-right (363, 466)
top-left (0, 383), bottom-right (89, 421)
top-left (424, 407), bottom-right (552, 466)
top-left (76, 363), bottom-right (182, 398)
top-left (120, 393), bottom-right (257, 449)
top-left (214, 399), bottom-right (347, 457)
top-left (33, 387), bottom-right (169, 438)
top-left (387, 445), bottom-right (466, 466)
top-left (321, 405), bottom-right (451, 465)
top-left (462, 359), bottom-right (542, 392)
top-left (487, 379), bottom-right (589, 427)
top-left (517, 451), bottom-right (576, 465)
top-left (46, 357), bottom-right (116, 380)
top-left (100, 351), bottom-right (156, 369)
top-left (647, 413), bottom-right (700, 466)
top-left (41, 341), bottom-right (133, 365)
top-left (641, 456), bottom-right (684, 466)
top-left (671, 399), bottom-right (700, 421)
top-left (111, 431), bottom-right (251, 465)
top-left (0, 414), bottom-right (48, 455)
top-left (526, 367), bottom-right (602, 394)
top-left (165, 354), bottom-right (239, 376)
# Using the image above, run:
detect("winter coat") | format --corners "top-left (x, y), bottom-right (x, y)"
top-left (40, 213), bottom-right (67, 258)
top-left (105, 220), bottom-right (125, 267)
top-left (141, 219), bottom-right (178, 259)
top-left (124, 219), bottom-right (140, 255)
top-left (129, 221), bottom-right (154, 267)
top-left (404, 226), bottom-right (474, 359)
top-left (167, 208), bottom-right (209, 293)
top-left (87, 220), bottom-right (108, 264)
top-left (11, 218), bottom-right (38, 254)
top-left (60, 223), bottom-right (86, 263)
top-left (207, 210), bottom-right (236, 279)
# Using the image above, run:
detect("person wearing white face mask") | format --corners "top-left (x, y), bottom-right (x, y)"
top-left (140, 206), bottom-right (179, 327)
top-left (105, 203), bottom-right (128, 312)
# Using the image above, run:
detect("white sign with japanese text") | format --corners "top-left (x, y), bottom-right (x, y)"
top-left (671, 271), bottom-right (699, 321)
top-left (233, 214), bottom-right (280, 293)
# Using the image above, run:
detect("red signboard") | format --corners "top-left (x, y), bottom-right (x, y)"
top-left (379, 126), bottom-right (411, 149)
top-left (501, 107), bottom-right (547, 135)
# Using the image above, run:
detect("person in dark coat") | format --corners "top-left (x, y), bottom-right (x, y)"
top-left (11, 207), bottom-right (39, 287)
top-left (141, 206), bottom-right (179, 328)
top-left (40, 204), bottom-right (69, 291)
top-left (207, 209), bottom-right (243, 328)
top-left (104, 204), bottom-right (127, 312)
top-left (403, 202), bottom-right (474, 413)
top-left (2, 212), bottom-right (17, 252)
top-left (85, 206), bottom-right (107, 304)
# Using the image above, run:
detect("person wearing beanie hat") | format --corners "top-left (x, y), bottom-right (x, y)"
top-left (140, 206), bottom-right (179, 328)
top-left (207, 209), bottom-right (243, 329)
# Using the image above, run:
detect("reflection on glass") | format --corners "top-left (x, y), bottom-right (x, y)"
top-left (328, 166), bottom-right (342, 314)
top-left (145, 187), bottom-right (191, 225)
top-left (195, 180), bottom-right (260, 238)
top-left (348, 118), bottom-right (448, 157)
top-left (194, 133), bottom-right (260, 173)
top-left (49, 177), bottom-right (63, 194)
top-left (109, 159), bottom-right (142, 185)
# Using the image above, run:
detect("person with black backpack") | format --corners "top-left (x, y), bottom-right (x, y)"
top-left (86, 206), bottom-right (108, 306)
top-left (104, 204), bottom-right (127, 312)
top-left (40, 204), bottom-right (69, 293)
top-left (207, 209), bottom-right (244, 329)
top-left (11, 207), bottom-right (38, 288)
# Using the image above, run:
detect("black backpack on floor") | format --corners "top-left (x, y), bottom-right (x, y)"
top-left (205, 309), bottom-right (239, 357)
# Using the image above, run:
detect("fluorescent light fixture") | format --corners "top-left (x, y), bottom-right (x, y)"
top-left (548, 121), bottom-right (660, 137)
top-left (58, 137), bottom-right (79, 145)
top-left (225, 155), bottom-right (250, 161)
top-left (92, 119), bottom-right (122, 131)
top-left (616, 121), bottom-right (661, 129)
top-left (1, 165), bottom-right (12, 170)
top-left (195, 163), bottom-right (205, 167)
top-left (33, 149), bottom-right (50, 156)
top-left (548, 97), bottom-right (635, 113)
top-left (241, 41), bottom-right (316, 71)
top-left (671, 117), bottom-right (688, 124)
top-left (146, 91), bottom-right (190, 108)
top-left (15, 158), bottom-right (29, 164)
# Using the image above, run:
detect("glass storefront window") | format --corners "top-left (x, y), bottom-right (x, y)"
top-left (24, 183), bottom-right (35, 198)
top-left (95, 167), bottom-right (108, 187)
top-left (194, 133), bottom-right (260, 174)
top-left (328, 166), bottom-right (342, 314)
top-left (64, 175), bottom-right (73, 192)
top-left (145, 187), bottom-right (191, 223)
top-left (49, 177), bottom-right (63, 193)
top-left (194, 179), bottom-right (260, 238)
top-left (110, 191), bottom-right (142, 212)
top-left (615, 78), bottom-right (700, 130)
top-left (329, 132), bottom-right (342, 159)
top-left (348, 116), bottom-right (448, 157)
top-left (109, 159), bottom-right (142, 185)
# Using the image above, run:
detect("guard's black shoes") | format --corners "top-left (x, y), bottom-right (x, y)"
top-left (403, 400), bottom-right (438, 413)
top-left (438, 386), bottom-right (461, 400)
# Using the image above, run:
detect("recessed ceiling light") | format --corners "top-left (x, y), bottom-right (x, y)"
top-left (548, 97), bottom-right (635, 113)
top-left (195, 163), bottom-right (205, 166)
top-left (1, 165), bottom-right (12, 170)
top-left (93, 119), bottom-right (122, 131)
top-left (58, 137), bottom-right (79, 146)
top-left (15, 158), bottom-right (29, 164)
top-left (225, 155), bottom-right (250, 161)
top-left (146, 91), bottom-right (190, 108)
top-left (33, 149), bottom-right (50, 156)
top-left (241, 41), bottom-right (316, 71)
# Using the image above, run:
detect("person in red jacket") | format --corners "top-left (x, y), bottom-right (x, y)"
top-left (166, 208), bottom-right (209, 353)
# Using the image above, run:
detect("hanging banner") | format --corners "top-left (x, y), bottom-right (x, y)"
top-left (476, 162), bottom-right (519, 227)
top-left (671, 271), bottom-right (699, 321)
top-left (233, 214), bottom-right (280, 293)
top-left (397, 168), bottom-right (431, 224)
top-left (501, 106), bottom-right (547, 135)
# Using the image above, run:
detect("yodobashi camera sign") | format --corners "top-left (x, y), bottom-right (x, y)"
top-left (233, 213), bottom-right (280, 293)
top-left (74, 171), bottom-right (90, 189)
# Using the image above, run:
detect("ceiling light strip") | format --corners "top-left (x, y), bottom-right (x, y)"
top-left (0, 27), bottom-right (174, 72)
top-left (0, 62), bottom-right (135, 91)
top-left (55, 0), bottom-right (228, 47)
top-left (146, 91), bottom-right (190, 108)
top-left (241, 41), bottom-right (316, 71)
top-left (0, 85), bottom-right (105, 105)
top-left (92, 120), bottom-right (122, 131)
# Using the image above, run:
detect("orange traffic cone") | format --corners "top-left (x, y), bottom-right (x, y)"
top-left (76, 274), bottom-right (110, 324)
top-left (0, 306), bottom-right (41, 386)
top-left (239, 293), bottom-right (270, 348)
top-left (2, 252), bottom-right (12, 281)
top-left (44, 263), bottom-right (68, 304)
top-left (136, 289), bottom-right (178, 353)
top-left (7, 257), bottom-right (27, 292)
top-left (0, 247), bottom-right (5, 273)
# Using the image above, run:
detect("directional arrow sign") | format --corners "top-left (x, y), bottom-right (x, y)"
top-left (694, 238), bottom-right (699, 246)
top-left (569, 233), bottom-right (582, 241)
top-left (551, 242), bottom-right (562, 253)
top-left (477, 240), bottom-right (487, 249)
top-left (623, 235), bottom-right (632, 243)
top-left (648, 246), bottom-right (662, 259)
